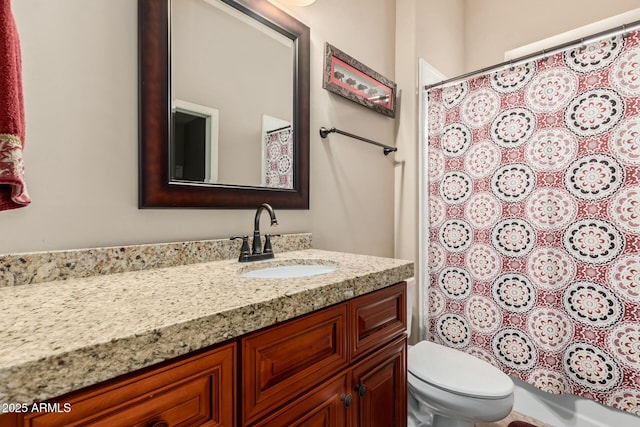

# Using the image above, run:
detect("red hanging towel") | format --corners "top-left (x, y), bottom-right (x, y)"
top-left (0, 0), bottom-right (29, 211)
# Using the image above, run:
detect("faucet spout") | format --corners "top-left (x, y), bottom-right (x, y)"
top-left (253, 203), bottom-right (278, 255)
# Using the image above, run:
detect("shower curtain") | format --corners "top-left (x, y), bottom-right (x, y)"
top-left (426, 31), bottom-right (640, 416)
top-left (264, 126), bottom-right (293, 189)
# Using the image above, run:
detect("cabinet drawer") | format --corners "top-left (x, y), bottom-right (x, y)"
top-left (349, 282), bottom-right (406, 361)
top-left (23, 343), bottom-right (236, 427)
top-left (241, 304), bottom-right (348, 424)
top-left (249, 373), bottom-right (349, 427)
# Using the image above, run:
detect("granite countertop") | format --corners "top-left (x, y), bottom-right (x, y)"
top-left (0, 249), bottom-right (413, 405)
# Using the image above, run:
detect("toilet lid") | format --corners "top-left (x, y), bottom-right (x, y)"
top-left (408, 340), bottom-right (513, 399)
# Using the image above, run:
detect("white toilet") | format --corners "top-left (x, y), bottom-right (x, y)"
top-left (406, 279), bottom-right (514, 427)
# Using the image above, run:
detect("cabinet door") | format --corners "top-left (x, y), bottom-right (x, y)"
top-left (0, 413), bottom-right (18, 427)
top-left (249, 373), bottom-right (350, 427)
top-left (21, 343), bottom-right (236, 427)
top-left (349, 282), bottom-right (406, 362)
top-left (241, 304), bottom-right (348, 424)
top-left (350, 336), bottom-right (406, 427)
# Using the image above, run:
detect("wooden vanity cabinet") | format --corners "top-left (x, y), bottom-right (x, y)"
top-left (6, 342), bottom-right (236, 427)
top-left (1, 282), bottom-right (406, 427)
top-left (240, 304), bottom-right (349, 424)
top-left (242, 282), bottom-right (407, 427)
top-left (348, 283), bottom-right (407, 427)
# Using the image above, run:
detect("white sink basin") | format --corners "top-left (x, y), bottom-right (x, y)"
top-left (240, 263), bottom-right (337, 279)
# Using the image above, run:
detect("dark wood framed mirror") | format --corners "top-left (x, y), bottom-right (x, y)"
top-left (138, 0), bottom-right (310, 208)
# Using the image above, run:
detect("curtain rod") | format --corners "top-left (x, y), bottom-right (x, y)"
top-left (425, 19), bottom-right (640, 91)
top-left (319, 127), bottom-right (398, 155)
top-left (266, 124), bottom-right (292, 134)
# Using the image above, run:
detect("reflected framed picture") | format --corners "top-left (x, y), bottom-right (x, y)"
top-left (323, 42), bottom-right (396, 118)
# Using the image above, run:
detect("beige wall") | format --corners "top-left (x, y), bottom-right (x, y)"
top-left (465, 0), bottom-right (640, 71)
top-left (394, 0), bottom-right (464, 266)
top-left (394, 0), bottom-right (416, 267)
top-left (395, 0), bottom-right (464, 341)
top-left (416, 0), bottom-right (465, 77)
top-left (288, 0), bottom-right (397, 255)
top-left (4, 0), bottom-right (396, 257)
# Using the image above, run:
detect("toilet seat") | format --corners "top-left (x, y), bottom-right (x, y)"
top-left (408, 340), bottom-right (513, 399)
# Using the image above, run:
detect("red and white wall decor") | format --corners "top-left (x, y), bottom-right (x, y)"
top-left (427, 31), bottom-right (640, 416)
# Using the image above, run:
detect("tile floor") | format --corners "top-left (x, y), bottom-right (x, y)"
top-left (475, 410), bottom-right (553, 427)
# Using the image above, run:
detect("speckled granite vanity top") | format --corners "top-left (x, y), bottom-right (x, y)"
top-left (0, 245), bottom-right (413, 405)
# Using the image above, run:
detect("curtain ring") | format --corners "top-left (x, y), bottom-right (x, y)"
top-left (622, 24), bottom-right (629, 39)
top-left (541, 49), bottom-right (548, 62)
top-left (578, 38), bottom-right (586, 52)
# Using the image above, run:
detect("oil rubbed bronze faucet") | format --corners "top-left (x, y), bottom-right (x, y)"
top-left (231, 203), bottom-right (279, 262)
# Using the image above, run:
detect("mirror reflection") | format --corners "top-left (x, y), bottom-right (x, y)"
top-left (171, 0), bottom-right (294, 188)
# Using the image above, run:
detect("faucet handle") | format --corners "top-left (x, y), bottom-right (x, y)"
top-left (263, 234), bottom-right (281, 254)
top-left (230, 236), bottom-right (250, 260)
top-left (263, 234), bottom-right (273, 254)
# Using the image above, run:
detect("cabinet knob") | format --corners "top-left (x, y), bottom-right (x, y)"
top-left (149, 421), bottom-right (169, 427)
top-left (340, 393), bottom-right (353, 408)
top-left (355, 384), bottom-right (367, 398)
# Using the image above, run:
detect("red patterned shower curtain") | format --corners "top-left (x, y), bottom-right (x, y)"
top-left (264, 126), bottom-right (293, 189)
top-left (426, 32), bottom-right (640, 416)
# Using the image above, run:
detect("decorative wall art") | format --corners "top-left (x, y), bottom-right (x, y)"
top-left (426, 31), bottom-right (640, 416)
top-left (323, 43), bottom-right (396, 118)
